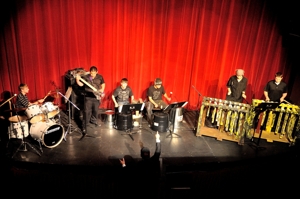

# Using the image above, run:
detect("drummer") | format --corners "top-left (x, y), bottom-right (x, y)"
top-left (15, 83), bottom-right (44, 111)
top-left (145, 78), bottom-right (171, 124)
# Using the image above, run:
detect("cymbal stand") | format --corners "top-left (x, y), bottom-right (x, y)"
top-left (11, 107), bottom-right (42, 158)
top-left (57, 92), bottom-right (80, 141)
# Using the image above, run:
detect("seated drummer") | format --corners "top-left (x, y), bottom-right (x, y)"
top-left (145, 78), bottom-right (171, 124)
top-left (15, 83), bottom-right (44, 111)
top-left (112, 78), bottom-right (135, 114)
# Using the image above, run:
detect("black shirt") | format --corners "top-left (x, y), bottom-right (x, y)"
top-left (264, 80), bottom-right (287, 102)
top-left (226, 76), bottom-right (247, 102)
top-left (81, 74), bottom-right (105, 98)
top-left (147, 85), bottom-right (165, 101)
top-left (113, 86), bottom-right (133, 104)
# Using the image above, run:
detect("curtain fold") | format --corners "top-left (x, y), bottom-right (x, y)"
top-left (0, 0), bottom-right (290, 109)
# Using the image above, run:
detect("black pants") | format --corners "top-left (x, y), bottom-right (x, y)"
top-left (83, 97), bottom-right (100, 129)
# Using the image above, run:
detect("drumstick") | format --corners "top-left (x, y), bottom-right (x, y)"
top-left (43, 90), bottom-right (52, 100)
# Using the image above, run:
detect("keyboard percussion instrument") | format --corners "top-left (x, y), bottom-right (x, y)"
top-left (196, 97), bottom-right (300, 145)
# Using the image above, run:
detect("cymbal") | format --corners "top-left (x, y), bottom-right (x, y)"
top-left (4, 107), bottom-right (26, 113)
top-left (9, 115), bottom-right (28, 122)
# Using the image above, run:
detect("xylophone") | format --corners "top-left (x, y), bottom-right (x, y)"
top-left (196, 97), bottom-right (251, 142)
top-left (247, 99), bottom-right (300, 144)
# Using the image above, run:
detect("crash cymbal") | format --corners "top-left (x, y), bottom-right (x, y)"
top-left (4, 107), bottom-right (26, 113)
top-left (9, 115), bottom-right (28, 122)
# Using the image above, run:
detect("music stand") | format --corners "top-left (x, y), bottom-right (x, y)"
top-left (57, 91), bottom-right (81, 141)
top-left (165, 101), bottom-right (188, 138)
top-left (117, 103), bottom-right (145, 141)
top-left (250, 102), bottom-right (280, 150)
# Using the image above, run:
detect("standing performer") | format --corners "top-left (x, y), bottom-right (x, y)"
top-left (264, 72), bottom-right (288, 102)
top-left (16, 83), bottom-right (44, 109)
top-left (112, 78), bottom-right (134, 108)
top-left (146, 78), bottom-right (171, 124)
top-left (76, 66), bottom-right (105, 133)
top-left (225, 69), bottom-right (247, 103)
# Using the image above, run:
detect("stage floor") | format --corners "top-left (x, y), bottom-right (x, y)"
top-left (1, 109), bottom-right (299, 198)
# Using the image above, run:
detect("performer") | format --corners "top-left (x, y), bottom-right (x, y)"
top-left (112, 78), bottom-right (134, 108)
top-left (145, 78), bottom-right (171, 123)
top-left (225, 69), bottom-right (247, 103)
top-left (15, 83), bottom-right (44, 109)
top-left (76, 66), bottom-right (105, 133)
top-left (264, 72), bottom-right (287, 102)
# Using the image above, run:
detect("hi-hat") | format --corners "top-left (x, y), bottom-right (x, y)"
top-left (9, 115), bottom-right (28, 122)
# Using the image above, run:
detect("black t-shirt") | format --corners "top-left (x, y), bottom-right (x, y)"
top-left (113, 86), bottom-right (133, 104)
top-left (147, 85), bottom-right (165, 100)
top-left (264, 80), bottom-right (287, 102)
top-left (226, 76), bottom-right (247, 102)
top-left (81, 74), bottom-right (105, 98)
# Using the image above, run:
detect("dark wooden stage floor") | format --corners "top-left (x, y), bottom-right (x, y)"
top-left (1, 109), bottom-right (300, 198)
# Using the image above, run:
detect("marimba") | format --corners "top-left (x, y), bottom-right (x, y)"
top-left (196, 97), bottom-right (251, 142)
top-left (247, 99), bottom-right (300, 145)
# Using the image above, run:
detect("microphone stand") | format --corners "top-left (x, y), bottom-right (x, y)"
top-left (192, 85), bottom-right (203, 131)
top-left (57, 91), bottom-right (81, 141)
top-left (0, 94), bottom-right (17, 108)
top-left (11, 105), bottom-right (42, 158)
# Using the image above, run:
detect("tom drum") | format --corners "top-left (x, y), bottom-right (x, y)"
top-left (25, 105), bottom-right (43, 123)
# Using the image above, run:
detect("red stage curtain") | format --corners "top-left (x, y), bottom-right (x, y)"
top-left (0, 0), bottom-right (290, 110)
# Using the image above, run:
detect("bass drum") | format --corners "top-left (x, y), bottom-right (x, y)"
top-left (30, 120), bottom-right (64, 148)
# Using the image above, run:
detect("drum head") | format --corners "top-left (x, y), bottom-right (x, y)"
top-left (47, 110), bottom-right (59, 118)
top-left (42, 124), bottom-right (64, 148)
top-left (29, 114), bottom-right (45, 124)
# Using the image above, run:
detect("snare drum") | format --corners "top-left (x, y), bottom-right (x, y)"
top-left (9, 120), bottom-right (29, 139)
top-left (25, 105), bottom-right (43, 123)
top-left (30, 120), bottom-right (64, 148)
top-left (41, 102), bottom-right (59, 119)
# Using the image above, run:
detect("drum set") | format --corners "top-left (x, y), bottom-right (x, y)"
top-left (8, 101), bottom-right (64, 150)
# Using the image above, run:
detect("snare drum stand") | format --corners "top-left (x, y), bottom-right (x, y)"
top-left (57, 92), bottom-right (81, 141)
top-left (11, 108), bottom-right (42, 158)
